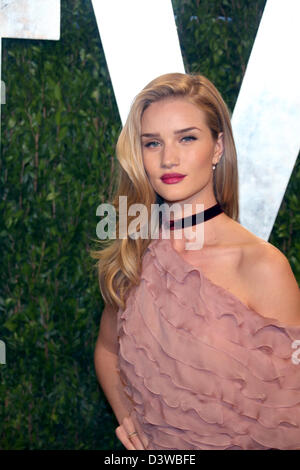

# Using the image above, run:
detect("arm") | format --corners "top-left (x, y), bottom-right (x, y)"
top-left (94, 302), bottom-right (133, 425)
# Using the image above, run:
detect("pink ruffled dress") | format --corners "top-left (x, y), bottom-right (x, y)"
top-left (117, 235), bottom-right (300, 450)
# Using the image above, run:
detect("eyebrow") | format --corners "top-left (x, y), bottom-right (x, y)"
top-left (141, 127), bottom-right (203, 138)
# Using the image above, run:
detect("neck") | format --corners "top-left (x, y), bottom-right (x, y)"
top-left (164, 197), bottom-right (219, 217)
top-left (161, 206), bottom-right (228, 249)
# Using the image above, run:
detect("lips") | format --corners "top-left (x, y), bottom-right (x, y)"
top-left (161, 173), bottom-right (186, 182)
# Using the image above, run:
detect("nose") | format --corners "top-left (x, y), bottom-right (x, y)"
top-left (161, 142), bottom-right (179, 168)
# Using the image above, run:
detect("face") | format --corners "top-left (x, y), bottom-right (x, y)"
top-left (140, 98), bottom-right (224, 210)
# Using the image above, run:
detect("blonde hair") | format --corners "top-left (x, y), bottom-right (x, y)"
top-left (90, 73), bottom-right (239, 311)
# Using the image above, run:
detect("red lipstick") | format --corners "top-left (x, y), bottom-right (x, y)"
top-left (161, 173), bottom-right (186, 184)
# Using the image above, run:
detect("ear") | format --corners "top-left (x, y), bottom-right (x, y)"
top-left (213, 132), bottom-right (224, 164)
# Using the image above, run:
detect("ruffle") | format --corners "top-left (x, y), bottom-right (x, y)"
top-left (117, 236), bottom-right (300, 450)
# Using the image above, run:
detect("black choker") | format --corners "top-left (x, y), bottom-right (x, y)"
top-left (164, 202), bottom-right (224, 230)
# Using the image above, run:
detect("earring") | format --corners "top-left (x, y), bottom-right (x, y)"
top-left (212, 164), bottom-right (216, 170)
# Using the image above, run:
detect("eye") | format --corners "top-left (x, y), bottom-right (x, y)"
top-left (181, 135), bottom-right (197, 142)
top-left (143, 140), bottom-right (161, 148)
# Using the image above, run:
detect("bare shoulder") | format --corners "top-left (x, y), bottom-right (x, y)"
top-left (239, 231), bottom-right (300, 325)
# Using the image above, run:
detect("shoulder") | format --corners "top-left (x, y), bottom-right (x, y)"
top-left (241, 239), bottom-right (300, 325)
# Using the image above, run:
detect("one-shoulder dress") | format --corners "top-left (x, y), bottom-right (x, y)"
top-left (116, 235), bottom-right (300, 450)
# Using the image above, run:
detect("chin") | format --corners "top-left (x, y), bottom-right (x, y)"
top-left (161, 195), bottom-right (191, 205)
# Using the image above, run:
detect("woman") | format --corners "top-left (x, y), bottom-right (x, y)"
top-left (92, 73), bottom-right (300, 450)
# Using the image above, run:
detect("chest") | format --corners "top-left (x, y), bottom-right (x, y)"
top-left (173, 241), bottom-right (252, 309)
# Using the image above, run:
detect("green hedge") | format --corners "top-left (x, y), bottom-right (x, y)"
top-left (0, 0), bottom-right (298, 450)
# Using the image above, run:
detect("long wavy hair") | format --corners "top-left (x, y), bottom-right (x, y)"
top-left (90, 73), bottom-right (239, 312)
